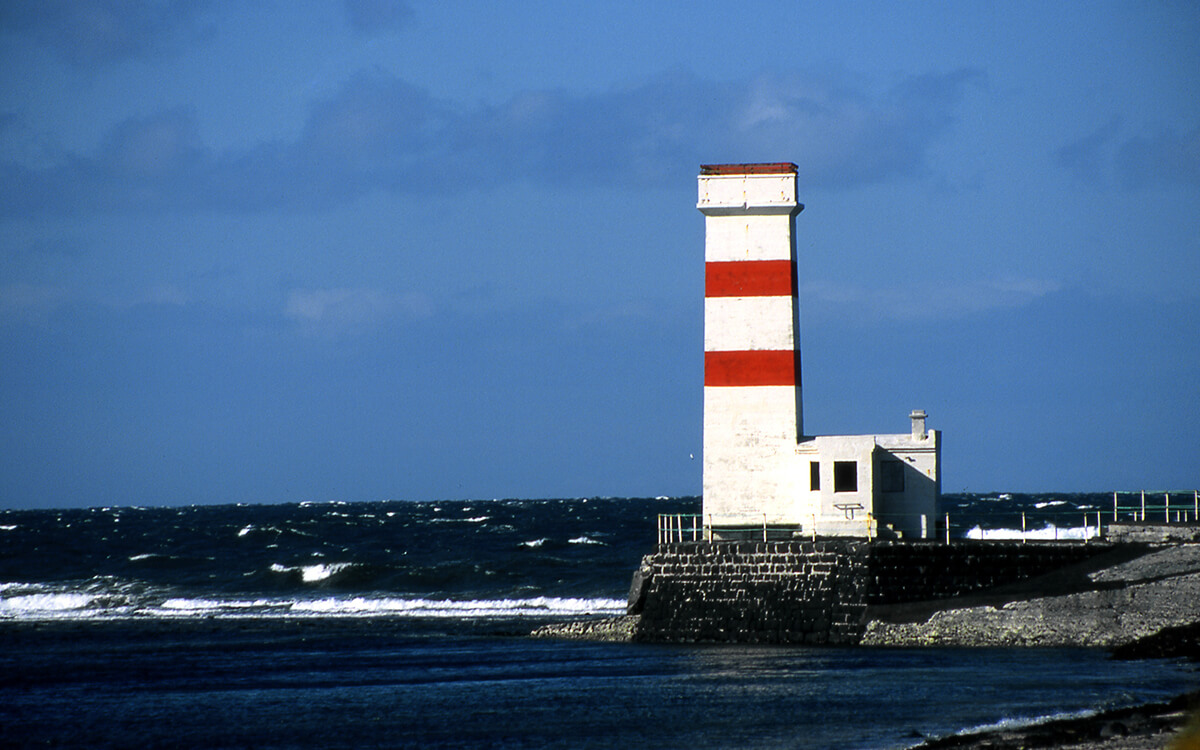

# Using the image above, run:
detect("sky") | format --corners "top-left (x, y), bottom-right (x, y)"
top-left (1, 1), bottom-right (1197, 509)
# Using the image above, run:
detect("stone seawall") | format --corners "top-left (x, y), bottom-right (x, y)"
top-left (633, 541), bottom-right (870, 644)
top-left (629, 540), bottom-right (1120, 645)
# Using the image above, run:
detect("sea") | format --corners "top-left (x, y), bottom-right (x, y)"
top-left (1, 493), bottom-right (1196, 749)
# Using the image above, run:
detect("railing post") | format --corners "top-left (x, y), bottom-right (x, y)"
top-left (1113, 491), bottom-right (1118, 522)
top-left (1165, 493), bottom-right (1170, 523)
top-left (1021, 511), bottom-right (1026, 543)
top-left (1141, 491), bottom-right (1146, 522)
top-left (921, 514), bottom-right (928, 540)
top-left (944, 513), bottom-right (950, 544)
top-left (762, 514), bottom-right (767, 543)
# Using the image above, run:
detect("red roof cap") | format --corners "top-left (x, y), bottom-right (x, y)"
top-left (700, 162), bottom-right (797, 176)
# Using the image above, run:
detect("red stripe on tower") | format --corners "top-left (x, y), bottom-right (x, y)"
top-left (704, 350), bottom-right (796, 387)
top-left (705, 260), bottom-right (794, 298)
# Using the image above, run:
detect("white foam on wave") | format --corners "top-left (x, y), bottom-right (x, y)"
top-left (269, 562), bottom-right (356, 582)
top-left (0, 524), bottom-right (17, 531)
top-left (568, 535), bottom-right (605, 545)
top-left (128, 553), bottom-right (178, 562)
top-left (948, 706), bottom-right (1100, 742)
top-left (520, 538), bottom-right (548, 548)
top-left (0, 580), bottom-right (625, 622)
top-left (0, 592), bottom-right (97, 615)
top-left (288, 595), bottom-right (625, 618)
top-left (159, 598), bottom-right (286, 613)
top-left (1033, 500), bottom-right (1069, 509)
top-left (965, 525), bottom-right (1099, 541)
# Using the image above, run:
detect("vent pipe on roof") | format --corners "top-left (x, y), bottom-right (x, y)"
top-left (910, 410), bottom-right (927, 440)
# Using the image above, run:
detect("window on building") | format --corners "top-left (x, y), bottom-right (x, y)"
top-left (881, 459), bottom-right (905, 493)
top-left (833, 461), bottom-right (857, 493)
top-left (810, 461), bottom-right (820, 491)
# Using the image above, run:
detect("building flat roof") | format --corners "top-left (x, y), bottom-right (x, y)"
top-left (700, 163), bottom-right (797, 175)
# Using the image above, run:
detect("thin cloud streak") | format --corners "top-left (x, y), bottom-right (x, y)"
top-left (801, 277), bottom-right (1063, 324)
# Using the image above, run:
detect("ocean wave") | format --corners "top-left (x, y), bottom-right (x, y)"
top-left (287, 595), bottom-right (624, 618)
top-left (0, 581), bottom-right (625, 622)
top-left (0, 592), bottom-right (97, 615)
top-left (429, 516), bottom-right (491, 525)
top-left (159, 598), bottom-right (289, 613)
top-left (948, 706), bottom-right (1101, 741)
top-left (568, 535), bottom-right (605, 545)
top-left (269, 562), bottom-right (358, 583)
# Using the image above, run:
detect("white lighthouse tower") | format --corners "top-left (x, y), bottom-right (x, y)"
top-left (699, 163), bottom-right (804, 529)
top-left (699, 163), bottom-right (940, 539)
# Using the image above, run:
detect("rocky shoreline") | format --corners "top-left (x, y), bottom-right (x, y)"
top-left (909, 690), bottom-right (1200, 749)
top-left (860, 543), bottom-right (1200, 649)
top-left (529, 615), bottom-right (640, 642)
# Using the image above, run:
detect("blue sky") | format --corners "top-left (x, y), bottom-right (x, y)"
top-left (1, 1), bottom-right (1197, 508)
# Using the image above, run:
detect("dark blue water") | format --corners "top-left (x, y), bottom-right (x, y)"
top-left (0, 495), bottom-right (1196, 748)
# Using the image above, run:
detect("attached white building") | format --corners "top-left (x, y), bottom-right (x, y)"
top-left (700, 163), bottom-right (940, 539)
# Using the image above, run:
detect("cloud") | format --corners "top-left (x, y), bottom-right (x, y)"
top-left (1116, 123), bottom-right (1200, 190)
top-left (0, 67), bottom-right (984, 215)
top-left (801, 277), bottom-right (1062, 323)
top-left (1057, 119), bottom-right (1200, 190)
top-left (0, 0), bottom-right (216, 67)
top-left (343, 0), bottom-right (413, 36)
top-left (284, 287), bottom-right (432, 335)
top-left (0, 283), bottom-right (70, 322)
top-left (1055, 117), bottom-right (1122, 184)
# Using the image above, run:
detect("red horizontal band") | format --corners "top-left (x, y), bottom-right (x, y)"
top-left (705, 350), bottom-right (796, 386)
top-left (705, 260), bottom-right (794, 298)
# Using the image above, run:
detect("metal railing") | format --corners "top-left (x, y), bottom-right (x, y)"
top-left (658, 491), bottom-right (1200, 546)
top-left (656, 512), bottom-right (879, 544)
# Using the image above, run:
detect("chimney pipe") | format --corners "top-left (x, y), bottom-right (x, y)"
top-left (910, 410), bottom-right (927, 440)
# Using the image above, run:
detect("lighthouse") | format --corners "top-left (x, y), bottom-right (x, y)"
top-left (699, 163), bottom-right (940, 539)
top-left (700, 163), bottom-right (804, 527)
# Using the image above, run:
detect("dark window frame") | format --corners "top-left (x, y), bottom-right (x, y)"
top-left (809, 461), bottom-right (820, 491)
top-left (833, 461), bottom-right (857, 493)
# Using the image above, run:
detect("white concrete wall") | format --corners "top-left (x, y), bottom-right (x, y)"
top-left (703, 214), bottom-right (795, 261)
top-left (796, 435), bottom-right (877, 536)
top-left (874, 431), bottom-right (940, 537)
top-left (703, 386), bottom-right (800, 525)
